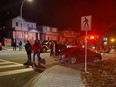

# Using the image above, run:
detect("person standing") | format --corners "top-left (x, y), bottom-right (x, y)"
top-left (24, 40), bottom-right (32, 64)
top-left (12, 41), bottom-right (16, 51)
top-left (50, 41), bottom-right (55, 57)
top-left (32, 40), bottom-right (42, 66)
top-left (19, 41), bottom-right (22, 51)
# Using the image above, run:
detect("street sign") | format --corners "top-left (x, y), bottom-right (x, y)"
top-left (81, 15), bottom-right (92, 72)
top-left (81, 15), bottom-right (92, 31)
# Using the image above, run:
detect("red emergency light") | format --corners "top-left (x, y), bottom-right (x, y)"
top-left (90, 36), bottom-right (95, 39)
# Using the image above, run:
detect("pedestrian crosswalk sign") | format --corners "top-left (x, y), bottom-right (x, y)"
top-left (81, 15), bottom-right (92, 31)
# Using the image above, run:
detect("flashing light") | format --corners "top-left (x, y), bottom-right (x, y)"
top-left (90, 36), bottom-right (95, 39)
top-left (111, 38), bottom-right (115, 42)
top-left (92, 46), bottom-right (95, 49)
top-left (82, 45), bottom-right (85, 48)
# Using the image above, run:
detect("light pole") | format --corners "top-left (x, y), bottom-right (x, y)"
top-left (20, 0), bottom-right (26, 19)
top-left (20, 0), bottom-right (32, 18)
top-left (20, 0), bottom-right (32, 42)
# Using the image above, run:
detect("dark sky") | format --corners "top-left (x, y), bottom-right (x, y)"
top-left (0, 0), bottom-right (116, 34)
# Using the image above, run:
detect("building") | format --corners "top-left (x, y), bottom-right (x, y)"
top-left (59, 30), bottom-right (79, 44)
top-left (12, 16), bottom-right (40, 43)
top-left (1, 16), bottom-right (40, 46)
top-left (38, 25), bottom-right (59, 42)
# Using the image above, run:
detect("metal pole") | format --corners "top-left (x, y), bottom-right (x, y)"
top-left (20, 0), bottom-right (26, 43)
top-left (85, 30), bottom-right (88, 72)
top-left (20, 0), bottom-right (26, 19)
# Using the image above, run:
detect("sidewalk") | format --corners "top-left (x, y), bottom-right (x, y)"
top-left (23, 65), bottom-right (84, 87)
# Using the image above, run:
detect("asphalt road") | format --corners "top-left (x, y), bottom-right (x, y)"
top-left (0, 48), bottom-right (116, 87)
top-left (0, 50), bottom-right (58, 87)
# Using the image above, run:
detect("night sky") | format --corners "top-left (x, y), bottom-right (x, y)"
top-left (1, 0), bottom-right (116, 34)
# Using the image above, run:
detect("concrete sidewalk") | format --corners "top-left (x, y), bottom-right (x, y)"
top-left (23, 65), bottom-right (84, 87)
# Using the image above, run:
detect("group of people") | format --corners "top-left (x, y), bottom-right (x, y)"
top-left (24, 40), bottom-right (42, 66)
top-left (24, 40), bottom-right (67, 67)
top-left (12, 41), bottom-right (22, 51)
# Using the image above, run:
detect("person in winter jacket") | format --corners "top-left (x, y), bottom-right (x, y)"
top-left (12, 41), bottom-right (16, 51)
top-left (32, 40), bottom-right (42, 65)
top-left (25, 40), bottom-right (32, 63)
top-left (50, 41), bottom-right (55, 57)
top-left (19, 41), bottom-right (22, 51)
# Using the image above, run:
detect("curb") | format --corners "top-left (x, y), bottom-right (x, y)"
top-left (23, 65), bottom-right (84, 87)
top-left (23, 65), bottom-right (58, 87)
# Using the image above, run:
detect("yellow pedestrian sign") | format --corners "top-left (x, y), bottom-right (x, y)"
top-left (81, 15), bottom-right (92, 31)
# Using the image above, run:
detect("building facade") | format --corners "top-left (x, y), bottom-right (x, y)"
top-left (59, 30), bottom-right (80, 44)
top-left (12, 16), bottom-right (40, 43)
top-left (38, 25), bottom-right (59, 42)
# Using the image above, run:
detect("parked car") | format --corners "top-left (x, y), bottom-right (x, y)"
top-left (66, 43), bottom-right (78, 48)
top-left (54, 43), bottom-right (67, 56)
top-left (41, 40), bottom-right (56, 53)
top-left (58, 47), bottom-right (102, 64)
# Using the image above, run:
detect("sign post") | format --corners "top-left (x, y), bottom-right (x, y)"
top-left (81, 15), bottom-right (92, 72)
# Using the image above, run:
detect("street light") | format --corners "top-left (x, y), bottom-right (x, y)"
top-left (20, 0), bottom-right (32, 42)
top-left (20, 0), bottom-right (32, 18)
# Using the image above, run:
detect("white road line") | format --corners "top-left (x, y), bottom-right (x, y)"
top-left (0, 59), bottom-right (10, 62)
top-left (0, 59), bottom-right (22, 65)
top-left (0, 61), bottom-right (14, 65)
top-left (0, 61), bottom-right (22, 65)
top-left (0, 59), bottom-right (33, 77)
top-left (0, 64), bottom-right (24, 69)
top-left (0, 68), bottom-right (33, 76)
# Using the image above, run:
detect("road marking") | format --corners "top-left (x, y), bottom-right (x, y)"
top-left (0, 59), bottom-right (33, 77)
top-left (0, 68), bottom-right (33, 76)
top-left (0, 59), bottom-right (23, 65)
top-left (0, 60), bottom-right (22, 65)
top-left (0, 61), bottom-right (14, 65)
top-left (0, 64), bottom-right (23, 69)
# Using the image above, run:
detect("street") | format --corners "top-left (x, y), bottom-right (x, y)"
top-left (0, 49), bottom-right (116, 87)
top-left (0, 50), bottom-right (59, 87)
